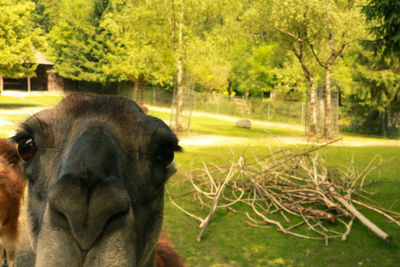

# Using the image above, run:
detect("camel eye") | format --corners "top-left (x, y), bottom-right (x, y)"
top-left (156, 150), bottom-right (174, 167)
top-left (18, 138), bottom-right (36, 161)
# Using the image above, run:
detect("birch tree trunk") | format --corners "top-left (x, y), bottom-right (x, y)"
top-left (129, 76), bottom-right (139, 103)
top-left (309, 76), bottom-right (318, 136)
top-left (27, 77), bottom-right (31, 94)
top-left (175, 7), bottom-right (184, 132)
top-left (310, 27), bottom-right (346, 139)
top-left (292, 45), bottom-right (317, 136)
top-left (0, 75), bottom-right (3, 94)
top-left (323, 64), bottom-right (332, 138)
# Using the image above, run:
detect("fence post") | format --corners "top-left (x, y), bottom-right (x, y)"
top-left (194, 91), bottom-right (196, 111)
top-left (267, 101), bottom-right (270, 121)
top-left (241, 96), bottom-right (245, 117)
top-left (216, 93), bottom-right (220, 115)
top-left (152, 87), bottom-right (156, 105)
top-left (301, 102), bottom-right (305, 126)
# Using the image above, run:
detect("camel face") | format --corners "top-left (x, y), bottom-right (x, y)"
top-left (12, 94), bottom-right (181, 267)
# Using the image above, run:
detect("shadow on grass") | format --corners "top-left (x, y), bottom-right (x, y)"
top-left (0, 103), bottom-right (41, 109)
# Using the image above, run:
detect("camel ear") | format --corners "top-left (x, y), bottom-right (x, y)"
top-left (166, 161), bottom-right (178, 178)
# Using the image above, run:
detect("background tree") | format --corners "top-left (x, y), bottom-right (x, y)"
top-left (307, 0), bottom-right (366, 138)
top-left (230, 44), bottom-right (281, 98)
top-left (48, 0), bottom-right (110, 82)
top-left (362, 0), bottom-right (400, 58)
top-left (152, 0), bottom-right (246, 132)
top-left (100, 0), bottom-right (174, 103)
top-left (0, 0), bottom-right (42, 93)
top-left (249, 0), bottom-right (366, 137)
top-left (251, 0), bottom-right (320, 135)
top-left (348, 48), bottom-right (400, 136)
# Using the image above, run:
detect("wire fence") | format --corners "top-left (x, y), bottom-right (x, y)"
top-left (130, 87), bottom-right (335, 132)
top-left (306, 92), bottom-right (340, 136)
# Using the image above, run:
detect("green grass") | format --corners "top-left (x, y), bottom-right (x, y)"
top-left (149, 110), bottom-right (303, 138)
top-left (1, 97), bottom-right (399, 266)
top-left (0, 95), bottom-right (63, 109)
top-left (0, 95), bottom-right (63, 137)
top-left (164, 144), bottom-right (400, 267)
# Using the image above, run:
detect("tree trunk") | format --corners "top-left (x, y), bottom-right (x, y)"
top-left (0, 75), bottom-right (3, 94)
top-left (291, 44), bottom-right (317, 136)
top-left (27, 77), bottom-right (31, 94)
top-left (129, 76), bottom-right (142, 104)
top-left (175, 7), bottom-right (184, 133)
top-left (175, 57), bottom-right (184, 133)
top-left (136, 79), bottom-right (143, 104)
top-left (323, 64), bottom-right (332, 138)
top-left (309, 76), bottom-right (317, 136)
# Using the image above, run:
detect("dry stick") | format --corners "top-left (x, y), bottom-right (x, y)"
top-left (196, 193), bottom-right (206, 209)
top-left (250, 188), bottom-right (288, 234)
top-left (283, 203), bottom-right (336, 223)
top-left (352, 199), bottom-right (400, 227)
top-left (286, 221), bottom-right (305, 231)
top-left (189, 171), bottom-right (215, 200)
top-left (202, 159), bottom-right (218, 192)
top-left (244, 220), bottom-right (274, 228)
top-left (390, 199), bottom-right (399, 211)
top-left (299, 209), bottom-right (330, 246)
top-left (245, 212), bottom-right (272, 227)
top-left (197, 163), bottom-right (236, 242)
top-left (353, 191), bottom-right (385, 209)
top-left (349, 155), bottom-right (384, 191)
top-left (329, 188), bottom-right (392, 242)
top-left (359, 155), bottom-right (386, 188)
top-left (337, 217), bottom-right (355, 241)
top-left (166, 189), bottom-right (205, 225)
top-left (251, 200), bottom-right (288, 234)
top-left (260, 139), bottom-right (343, 173)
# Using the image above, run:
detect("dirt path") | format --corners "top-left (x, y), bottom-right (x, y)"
top-left (178, 134), bottom-right (400, 147)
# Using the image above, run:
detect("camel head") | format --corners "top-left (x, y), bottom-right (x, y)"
top-left (12, 94), bottom-right (181, 267)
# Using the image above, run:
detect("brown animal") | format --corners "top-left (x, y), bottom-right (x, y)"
top-left (12, 94), bottom-right (184, 266)
top-left (156, 232), bottom-right (185, 267)
top-left (139, 104), bottom-right (149, 114)
top-left (0, 139), bottom-right (25, 267)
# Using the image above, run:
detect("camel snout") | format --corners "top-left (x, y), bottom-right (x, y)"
top-left (48, 172), bottom-right (130, 250)
top-left (47, 126), bottom-right (130, 250)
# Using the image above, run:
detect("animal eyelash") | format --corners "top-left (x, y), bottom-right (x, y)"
top-left (11, 131), bottom-right (33, 144)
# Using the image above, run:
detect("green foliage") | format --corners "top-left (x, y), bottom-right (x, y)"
top-left (48, 0), bottom-right (108, 82)
top-left (362, 0), bottom-right (400, 58)
top-left (99, 0), bottom-right (174, 85)
top-left (230, 44), bottom-right (281, 97)
top-left (31, 0), bottom-right (62, 33)
top-left (0, 0), bottom-right (42, 78)
top-left (346, 49), bottom-right (400, 137)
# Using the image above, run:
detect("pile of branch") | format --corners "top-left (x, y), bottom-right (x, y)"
top-left (168, 140), bottom-right (400, 244)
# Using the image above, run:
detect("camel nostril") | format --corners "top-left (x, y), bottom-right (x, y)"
top-left (49, 208), bottom-right (71, 231)
top-left (82, 250), bottom-right (88, 261)
top-left (104, 209), bottom-right (130, 233)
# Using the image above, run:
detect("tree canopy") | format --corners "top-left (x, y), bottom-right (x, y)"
top-left (362, 0), bottom-right (400, 58)
top-left (2, 0), bottom-right (399, 136)
top-left (0, 0), bottom-right (42, 78)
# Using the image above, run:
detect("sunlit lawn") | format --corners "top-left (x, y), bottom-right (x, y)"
top-left (0, 95), bottom-right (64, 137)
top-left (1, 95), bottom-right (399, 266)
top-left (165, 144), bottom-right (400, 267)
top-left (0, 95), bottom-right (63, 108)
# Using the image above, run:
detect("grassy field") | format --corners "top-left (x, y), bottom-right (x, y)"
top-left (1, 95), bottom-right (399, 266)
top-left (164, 145), bottom-right (400, 267)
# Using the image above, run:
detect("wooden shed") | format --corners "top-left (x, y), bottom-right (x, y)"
top-left (0, 51), bottom-right (58, 94)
